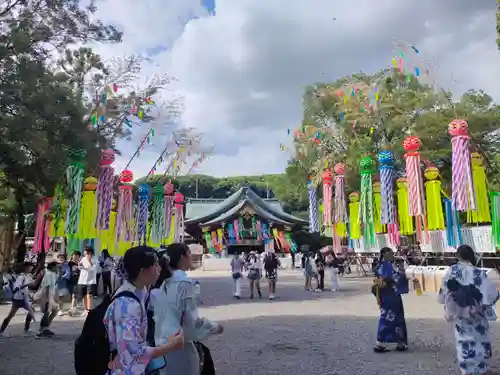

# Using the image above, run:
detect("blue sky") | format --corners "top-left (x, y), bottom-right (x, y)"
top-left (93, 0), bottom-right (499, 179)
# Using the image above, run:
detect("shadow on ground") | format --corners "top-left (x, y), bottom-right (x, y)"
top-left (2, 315), bottom-right (500, 375)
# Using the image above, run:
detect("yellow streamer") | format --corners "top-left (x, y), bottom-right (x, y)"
top-left (396, 178), bottom-right (414, 235)
top-left (348, 192), bottom-right (361, 239)
top-left (424, 168), bottom-right (445, 230)
top-left (78, 190), bottom-right (97, 239)
top-left (467, 153), bottom-right (491, 224)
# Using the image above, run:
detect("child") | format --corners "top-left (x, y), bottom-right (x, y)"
top-left (36, 261), bottom-right (59, 339)
top-left (0, 262), bottom-right (36, 337)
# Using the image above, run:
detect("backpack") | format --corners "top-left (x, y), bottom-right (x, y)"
top-left (74, 291), bottom-right (141, 375)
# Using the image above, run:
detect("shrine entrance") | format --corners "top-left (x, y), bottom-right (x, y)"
top-left (227, 241), bottom-right (264, 255)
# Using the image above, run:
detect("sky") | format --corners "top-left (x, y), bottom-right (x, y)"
top-left (90, 0), bottom-right (499, 179)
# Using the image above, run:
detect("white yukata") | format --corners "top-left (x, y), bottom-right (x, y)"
top-left (438, 261), bottom-right (499, 375)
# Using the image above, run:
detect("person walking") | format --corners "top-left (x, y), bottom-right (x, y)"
top-left (438, 245), bottom-right (499, 375)
top-left (246, 251), bottom-right (262, 299)
top-left (76, 246), bottom-right (97, 316)
top-left (99, 249), bottom-right (114, 295)
top-left (36, 260), bottom-right (59, 339)
top-left (154, 243), bottom-right (224, 375)
top-left (372, 247), bottom-right (409, 353)
top-left (315, 251), bottom-right (326, 292)
top-left (230, 253), bottom-right (244, 299)
top-left (263, 250), bottom-right (280, 300)
top-left (325, 250), bottom-right (340, 292)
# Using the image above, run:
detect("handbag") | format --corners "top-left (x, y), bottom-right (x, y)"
top-left (232, 272), bottom-right (241, 280)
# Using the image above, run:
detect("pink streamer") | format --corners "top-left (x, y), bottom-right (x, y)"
top-left (33, 198), bottom-right (51, 254)
top-left (115, 186), bottom-right (134, 244)
top-left (451, 135), bottom-right (476, 211)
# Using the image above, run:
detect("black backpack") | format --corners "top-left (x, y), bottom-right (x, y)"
top-left (74, 291), bottom-right (141, 375)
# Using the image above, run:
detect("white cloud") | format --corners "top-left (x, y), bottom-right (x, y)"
top-left (92, 0), bottom-right (500, 179)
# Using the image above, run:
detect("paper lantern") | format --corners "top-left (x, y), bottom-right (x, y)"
top-left (100, 149), bottom-right (115, 165)
top-left (403, 136), bottom-right (422, 152)
top-left (348, 191), bottom-right (360, 202)
top-left (448, 119), bottom-right (469, 137)
top-left (119, 169), bottom-right (133, 184)
top-left (164, 182), bottom-right (174, 195)
top-left (83, 176), bottom-right (98, 191)
top-left (174, 192), bottom-right (184, 204)
top-left (334, 163), bottom-right (346, 174)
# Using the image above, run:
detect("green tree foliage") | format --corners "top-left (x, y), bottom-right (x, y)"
top-left (0, 0), bottom-right (122, 258)
top-left (292, 69), bottom-right (500, 194)
top-left (133, 173), bottom-right (309, 219)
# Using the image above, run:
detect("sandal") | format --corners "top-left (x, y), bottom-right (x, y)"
top-left (396, 344), bottom-right (408, 352)
top-left (373, 345), bottom-right (389, 353)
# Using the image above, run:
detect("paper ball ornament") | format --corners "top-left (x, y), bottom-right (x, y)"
top-left (359, 156), bottom-right (375, 173)
top-left (119, 170), bottom-right (134, 183)
top-left (154, 184), bottom-right (164, 195)
top-left (424, 167), bottom-right (439, 181)
top-left (100, 149), bottom-right (115, 166)
top-left (138, 184), bottom-right (150, 196)
top-left (378, 151), bottom-right (393, 166)
top-left (174, 192), bottom-right (184, 204)
top-left (373, 181), bottom-right (381, 193)
top-left (164, 182), bottom-right (174, 195)
top-left (396, 177), bottom-right (408, 189)
top-left (69, 149), bottom-right (86, 162)
top-left (349, 191), bottom-right (360, 202)
top-left (111, 199), bottom-right (117, 211)
top-left (403, 136), bottom-right (422, 152)
top-left (83, 177), bottom-right (98, 191)
top-left (334, 163), bottom-right (346, 174)
top-left (471, 152), bottom-right (483, 167)
top-left (322, 170), bottom-right (333, 185)
top-left (448, 119), bottom-right (469, 137)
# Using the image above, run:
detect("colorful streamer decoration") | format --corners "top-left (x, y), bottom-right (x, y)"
top-left (137, 184), bottom-right (150, 245)
top-left (396, 177), bottom-right (414, 235)
top-left (96, 149), bottom-right (115, 230)
top-left (378, 151), bottom-right (399, 244)
top-left (173, 192), bottom-right (185, 243)
top-left (359, 156), bottom-right (376, 247)
top-left (33, 197), bottom-right (52, 253)
top-left (467, 152), bottom-right (491, 224)
top-left (448, 119), bottom-right (476, 212)
top-left (78, 177), bottom-right (98, 239)
top-left (322, 169), bottom-right (333, 227)
top-left (403, 136), bottom-right (427, 242)
top-left (490, 192), bottom-right (500, 251)
top-left (424, 167), bottom-right (445, 230)
top-left (372, 181), bottom-right (386, 234)
top-left (333, 163), bottom-right (347, 224)
top-left (163, 182), bottom-right (175, 239)
top-left (116, 170), bottom-right (134, 244)
top-left (64, 149), bottom-right (85, 235)
top-left (307, 180), bottom-right (319, 233)
top-left (348, 192), bottom-right (361, 240)
top-left (151, 184), bottom-right (165, 243)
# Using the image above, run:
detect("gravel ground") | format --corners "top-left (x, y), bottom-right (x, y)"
top-left (0, 270), bottom-right (499, 375)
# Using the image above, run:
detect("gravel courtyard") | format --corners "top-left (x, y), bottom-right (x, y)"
top-left (1, 270), bottom-right (499, 375)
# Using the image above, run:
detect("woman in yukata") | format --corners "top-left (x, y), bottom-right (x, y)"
top-left (372, 247), bottom-right (409, 353)
top-left (104, 246), bottom-right (184, 375)
top-left (438, 245), bottom-right (499, 375)
top-left (154, 243), bottom-right (224, 375)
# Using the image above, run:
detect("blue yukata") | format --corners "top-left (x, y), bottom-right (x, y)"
top-left (438, 262), bottom-right (499, 375)
top-left (374, 261), bottom-right (409, 345)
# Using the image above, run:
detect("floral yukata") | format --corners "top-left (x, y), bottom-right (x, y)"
top-left (374, 261), bottom-right (409, 345)
top-left (438, 262), bottom-right (499, 375)
top-left (104, 281), bottom-right (153, 375)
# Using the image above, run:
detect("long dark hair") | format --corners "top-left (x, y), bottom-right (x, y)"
top-left (156, 242), bottom-right (190, 282)
top-left (153, 254), bottom-right (172, 289)
top-left (101, 249), bottom-right (110, 259)
top-left (456, 245), bottom-right (476, 265)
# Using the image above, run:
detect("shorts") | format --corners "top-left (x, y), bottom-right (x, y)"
top-left (12, 298), bottom-right (29, 310)
top-left (77, 284), bottom-right (94, 298)
top-left (265, 270), bottom-right (277, 280)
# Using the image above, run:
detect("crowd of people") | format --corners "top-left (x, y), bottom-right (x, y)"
top-left (1, 243), bottom-right (499, 375)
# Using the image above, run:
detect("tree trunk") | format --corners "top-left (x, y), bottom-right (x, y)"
top-left (15, 187), bottom-right (26, 263)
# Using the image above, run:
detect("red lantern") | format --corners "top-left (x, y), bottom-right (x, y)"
top-left (100, 149), bottom-right (115, 166)
top-left (164, 182), bottom-right (174, 195)
top-left (448, 119), bottom-right (469, 137)
top-left (403, 136), bottom-right (422, 152)
top-left (174, 192), bottom-right (184, 205)
top-left (119, 169), bottom-right (134, 183)
top-left (334, 163), bottom-right (346, 175)
top-left (322, 170), bottom-right (333, 185)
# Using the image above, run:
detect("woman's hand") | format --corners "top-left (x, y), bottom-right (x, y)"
top-left (167, 330), bottom-right (184, 351)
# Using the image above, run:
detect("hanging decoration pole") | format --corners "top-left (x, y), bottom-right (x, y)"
top-left (64, 149), bottom-right (86, 235)
top-left (403, 136), bottom-right (428, 244)
top-left (333, 163), bottom-right (347, 250)
top-left (359, 156), bottom-right (376, 249)
top-left (378, 151), bottom-right (399, 245)
top-left (448, 119), bottom-right (476, 212)
top-left (307, 179), bottom-right (319, 233)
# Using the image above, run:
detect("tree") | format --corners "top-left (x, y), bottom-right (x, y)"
top-left (0, 0), bottom-right (122, 260)
top-left (293, 69), bottom-right (500, 193)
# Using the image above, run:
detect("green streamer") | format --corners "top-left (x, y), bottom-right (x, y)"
top-left (359, 156), bottom-right (376, 248)
top-left (491, 192), bottom-right (500, 250)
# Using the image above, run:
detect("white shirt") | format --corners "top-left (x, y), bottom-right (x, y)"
top-left (13, 273), bottom-right (32, 300)
top-left (78, 257), bottom-right (98, 285)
